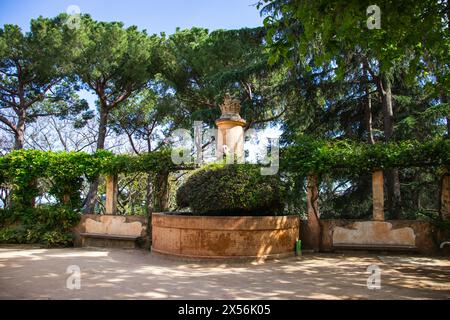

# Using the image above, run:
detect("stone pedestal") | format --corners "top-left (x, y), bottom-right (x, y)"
top-left (216, 119), bottom-right (246, 162)
top-left (215, 94), bottom-right (246, 162)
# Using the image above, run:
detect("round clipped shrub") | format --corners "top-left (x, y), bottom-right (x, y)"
top-left (176, 163), bottom-right (284, 216)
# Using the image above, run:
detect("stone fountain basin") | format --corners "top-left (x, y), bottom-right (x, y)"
top-left (151, 213), bottom-right (300, 260)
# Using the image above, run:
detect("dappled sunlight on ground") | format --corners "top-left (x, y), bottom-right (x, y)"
top-left (0, 246), bottom-right (448, 300)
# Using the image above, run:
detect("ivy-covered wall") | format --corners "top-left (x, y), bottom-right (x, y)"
top-left (0, 148), bottom-right (175, 246)
top-left (0, 137), bottom-right (448, 247)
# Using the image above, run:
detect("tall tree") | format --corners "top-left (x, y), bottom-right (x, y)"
top-left (0, 16), bottom-right (88, 150)
top-left (160, 27), bottom-right (288, 130)
top-left (73, 15), bottom-right (162, 213)
top-left (260, 0), bottom-right (449, 217)
top-left (109, 87), bottom-right (182, 214)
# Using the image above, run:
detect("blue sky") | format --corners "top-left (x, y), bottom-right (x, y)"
top-left (0, 0), bottom-right (263, 33)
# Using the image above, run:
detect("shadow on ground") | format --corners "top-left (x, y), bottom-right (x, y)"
top-left (0, 246), bottom-right (449, 300)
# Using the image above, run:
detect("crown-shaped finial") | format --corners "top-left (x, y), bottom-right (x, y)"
top-left (219, 94), bottom-right (242, 120)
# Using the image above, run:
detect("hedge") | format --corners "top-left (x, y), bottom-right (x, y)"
top-left (176, 163), bottom-right (284, 215)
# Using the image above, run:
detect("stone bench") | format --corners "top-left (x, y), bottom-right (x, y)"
top-left (80, 232), bottom-right (142, 249)
top-left (74, 215), bottom-right (148, 248)
top-left (331, 221), bottom-right (419, 253)
top-left (332, 243), bottom-right (418, 253)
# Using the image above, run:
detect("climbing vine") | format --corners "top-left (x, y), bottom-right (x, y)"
top-left (281, 137), bottom-right (450, 177)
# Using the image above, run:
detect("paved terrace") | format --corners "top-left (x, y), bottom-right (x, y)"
top-left (0, 246), bottom-right (449, 300)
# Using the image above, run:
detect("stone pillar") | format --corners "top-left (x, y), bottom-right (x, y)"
top-left (105, 175), bottom-right (118, 215)
top-left (372, 170), bottom-right (384, 221)
top-left (441, 168), bottom-right (450, 220)
top-left (305, 174), bottom-right (321, 251)
top-left (215, 94), bottom-right (246, 162)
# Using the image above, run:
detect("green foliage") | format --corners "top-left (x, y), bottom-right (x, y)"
top-left (106, 148), bottom-right (175, 175)
top-left (71, 15), bottom-right (163, 150)
top-left (176, 163), bottom-right (284, 215)
top-left (260, 0), bottom-right (449, 90)
top-left (0, 225), bottom-right (27, 243)
top-left (0, 16), bottom-right (90, 149)
top-left (74, 15), bottom-right (161, 97)
top-left (160, 27), bottom-right (286, 129)
top-left (282, 136), bottom-right (450, 177)
top-left (1, 137), bottom-right (448, 215)
top-left (0, 148), bottom-right (178, 209)
top-left (40, 230), bottom-right (73, 247)
top-left (0, 205), bottom-right (80, 247)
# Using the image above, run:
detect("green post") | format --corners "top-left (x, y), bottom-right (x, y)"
top-left (295, 239), bottom-right (302, 256)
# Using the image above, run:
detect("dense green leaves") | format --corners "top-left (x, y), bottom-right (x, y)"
top-left (0, 205), bottom-right (80, 247)
top-left (260, 0), bottom-right (448, 80)
top-left (0, 137), bottom-right (448, 210)
top-left (176, 163), bottom-right (284, 215)
top-left (160, 27), bottom-right (287, 128)
top-left (0, 16), bottom-right (89, 149)
top-left (282, 136), bottom-right (450, 177)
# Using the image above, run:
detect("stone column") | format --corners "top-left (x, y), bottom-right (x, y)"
top-left (105, 175), bottom-right (118, 215)
top-left (215, 94), bottom-right (246, 162)
top-left (372, 170), bottom-right (384, 221)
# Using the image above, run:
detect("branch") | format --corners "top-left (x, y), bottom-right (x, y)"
top-left (0, 84), bottom-right (17, 95)
top-left (245, 108), bottom-right (286, 130)
top-left (362, 57), bottom-right (383, 93)
top-left (24, 78), bottom-right (62, 109)
top-left (0, 114), bottom-right (17, 133)
top-left (125, 129), bottom-right (140, 155)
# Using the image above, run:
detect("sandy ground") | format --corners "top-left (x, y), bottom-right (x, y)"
top-left (0, 246), bottom-right (449, 300)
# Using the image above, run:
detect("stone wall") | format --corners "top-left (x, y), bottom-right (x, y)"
top-left (73, 214), bottom-right (149, 248)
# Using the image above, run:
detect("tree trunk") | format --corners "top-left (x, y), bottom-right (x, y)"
top-left (14, 116), bottom-right (25, 150)
top-left (380, 73), bottom-right (401, 218)
top-left (146, 173), bottom-right (153, 216)
top-left (96, 107), bottom-right (109, 150)
top-left (305, 175), bottom-right (321, 251)
top-left (83, 179), bottom-right (100, 214)
top-left (153, 171), bottom-right (169, 212)
top-left (146, 173), bottom-right (154, 241)
top-left (381, 74), bottom-right (394, 141)
top-left (83, 106), bottom-right (109, 214)
top-left (364, 68), bottom-right (375, 145)
top-left (439, 168), bottom-right (450, 221)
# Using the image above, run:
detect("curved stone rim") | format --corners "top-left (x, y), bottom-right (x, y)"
top-left (152, 213), bottom-right (300, 230)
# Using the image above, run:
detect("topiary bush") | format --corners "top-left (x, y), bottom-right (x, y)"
top-left (176, 163), bottom-right (284, 216)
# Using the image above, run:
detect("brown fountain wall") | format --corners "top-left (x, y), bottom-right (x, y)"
top-left (151, 213), bottom-right (300, 260)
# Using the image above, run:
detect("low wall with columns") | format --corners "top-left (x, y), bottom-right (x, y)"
top-left (302, 169), bottom-right (450, 254)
